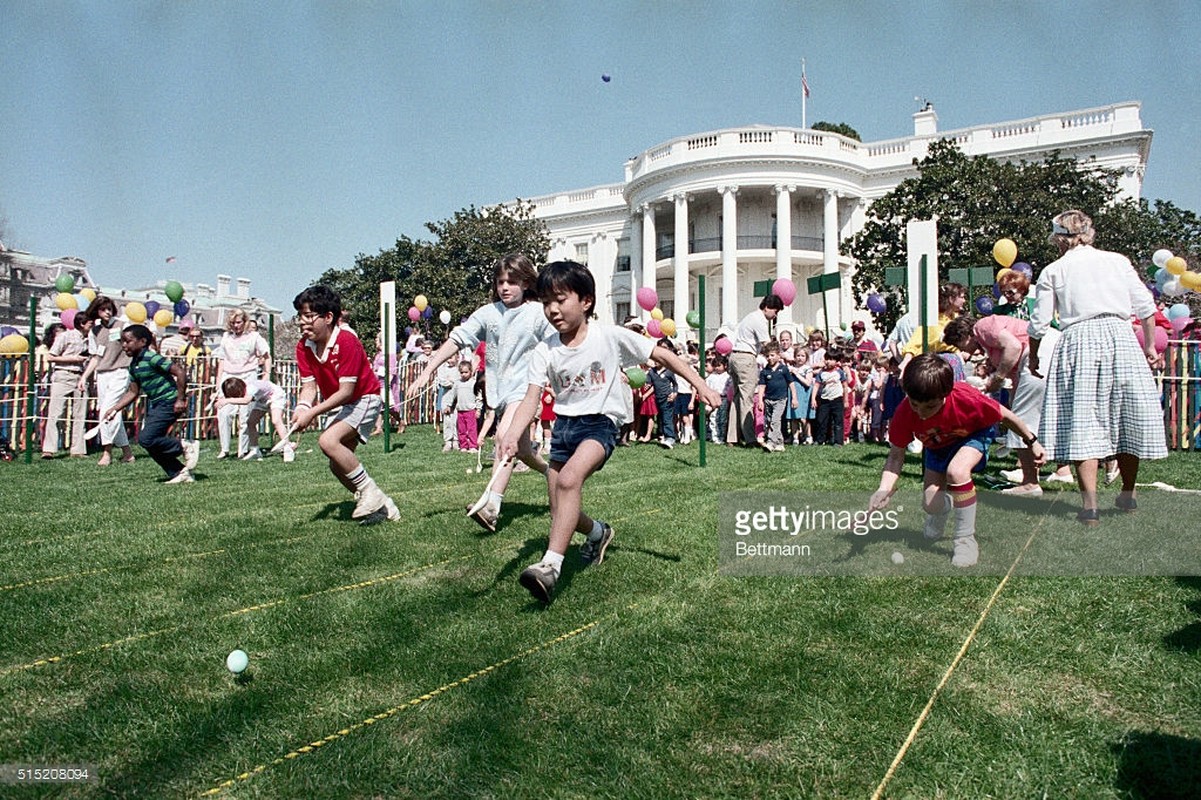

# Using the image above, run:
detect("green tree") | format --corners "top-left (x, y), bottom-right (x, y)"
top-left (846, 139), bottom-right (1123, 329)
top-left (314, 200), bottom-right (549, 347)
top-left (812, 121), bottom-right (861, 141)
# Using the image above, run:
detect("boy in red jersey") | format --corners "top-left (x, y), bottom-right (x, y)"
top-left (868, 354), bottom-right (1046, 567)
top-left (292, 285), bottom-right (398, 524)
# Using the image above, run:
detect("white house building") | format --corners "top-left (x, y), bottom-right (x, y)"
top-left (521, 102), bottom-right (1152, 337)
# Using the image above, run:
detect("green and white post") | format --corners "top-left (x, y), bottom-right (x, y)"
top-left (379, 281), bottom-right (397, 453)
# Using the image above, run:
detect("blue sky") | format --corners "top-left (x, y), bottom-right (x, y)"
top-left (3, 1), bottom-right (1199, 313)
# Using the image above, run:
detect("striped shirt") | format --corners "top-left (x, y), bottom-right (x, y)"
top-left (128, 350), bottom-right (178, 404)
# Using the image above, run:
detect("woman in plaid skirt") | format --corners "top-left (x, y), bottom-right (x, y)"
top-left (1027, 210), bottom-right (1167, 525)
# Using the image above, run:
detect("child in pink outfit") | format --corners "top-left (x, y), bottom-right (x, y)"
top-left (451, 361), bottom-right (480, 451)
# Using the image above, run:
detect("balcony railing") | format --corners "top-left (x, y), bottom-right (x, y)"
top-left (654, 235), bottom-right (825, 259)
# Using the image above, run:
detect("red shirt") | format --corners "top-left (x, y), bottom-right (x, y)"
top-left (297, 328), bottom-right (381, 402)
top-left (888, 382), bottom-right (1002, 451)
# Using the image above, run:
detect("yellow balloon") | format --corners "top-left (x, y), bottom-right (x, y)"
top-left (1165, 256), bottom-right (1188, 276)
top-left (996, 268), bottom-right (1013, 282)
top-left (153, 309), bottom-right (174, 328)
top-left (992, 238), bottom-right (1017, 268)
top-left (650, 307), bottom-right (664, 321)
top-left (0, 333), bottom-right (30, 354)
top-left (125, 301), bottom-right (147, 324)
top-left (55, 292), bottom-right (78, 311)
top-left (81, 287), bottom-right (97, 302)
top-left (414, 294), bottom-right (428, 312)
top-left (1180, 271), bottom-right (1201, 291)
top-left (660, 318), bottom-right (677, 337)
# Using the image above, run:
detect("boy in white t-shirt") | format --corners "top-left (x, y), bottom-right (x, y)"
top-left (498, 261), bottom-right (721, 603)
top-left (217, 376), bottom-right (293, 460)
top-left (704, 355), bottom-right (731, 443)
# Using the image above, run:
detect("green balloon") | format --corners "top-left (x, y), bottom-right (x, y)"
top-left (165, 280), bottom-right (184, 303)
top-left (55, 274), bottom-right (75, 294)
top-left (625, 367), bottom-right (647, 389)
top-left (685, 310), bottom-right (701, 329)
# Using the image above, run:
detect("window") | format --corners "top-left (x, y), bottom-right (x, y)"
top-left (614, 301), bottom-right (631, 322)
top-left (616, 238), bottom-right (631, 272)
top-left (575, 243), bottom-right (589, 265)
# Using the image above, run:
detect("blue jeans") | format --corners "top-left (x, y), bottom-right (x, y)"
top-left (654, 391), bottom-right (676, 442)
top-left (139, 400), bottom-right (184, 478)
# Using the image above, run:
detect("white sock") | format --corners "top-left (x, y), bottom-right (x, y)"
top-left (541, 550), bottom-right (564, 575)
top-left (588, 520), bottom-right (605, 541)
top-left (489, 491), bottom-right (504, 508)
top-left (348, 466), bottom-right (370, 491)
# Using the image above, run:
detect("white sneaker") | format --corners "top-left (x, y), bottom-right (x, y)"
top-left (951, 535), bottom-right (979, 567)
top-left (352, 482), bottom-right (388, 519)
top-left (282, 443), bottom-right (296, 463)
top-left (1001, 484), bottom-right (1043, 497)
top-left (907, 439), bottom-right (923, 454)
top-left (999, 467), bottom-right (1027, 484)
top-left (241, 447), bottom-right (263, 461)
top-left (216, 450), bottom-right (229, 460)
top-left (361, 495), bottom-right (400, 525)
top-left (994, 445), bottom-right (1010, 459)
top-left (1046, 471), bottom-right (1075, 484)
top-left (166, 468), bottom-right (194, 484)
top-left (184, 440), bottom-right (200, 470)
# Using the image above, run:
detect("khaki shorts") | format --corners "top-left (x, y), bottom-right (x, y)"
top-left (329, 394), bottom-right (382, 444)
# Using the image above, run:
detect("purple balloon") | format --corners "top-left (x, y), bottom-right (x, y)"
top-left (1011, 262), bottom-right (1034, 279)
top-left (422, 306), bottom-right (433, 319)
top-left (145, 300), bottom-right (161, 317)
top-left (174, 299), bottom-right (191, 318)
top-left (975, 296), bottom-right (995, 315)
top-left (991, 283), bottom-right (1002, 299)
top-left (866, 293), bottom-right (887, 314)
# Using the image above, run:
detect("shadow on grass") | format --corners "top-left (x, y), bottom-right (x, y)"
top-left (1112, 730), bottom-right (1201, 799)
top-left (312, 501), bottom-right (353, 522)
top-left (1164, 577), bottom-right (1201, 653)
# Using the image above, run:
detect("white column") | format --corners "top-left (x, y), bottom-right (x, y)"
top-left (630, 209), bottom-right (643, 317)
top-left (720, 185), bottom-right (739, 327)
top-left (641, 203), bottom-right (657, 321)
top-left (775, 184), bottom-right (795, 326)
top-left (822, 188), bottom-right (840, 333)
top-left (673, 192), bottom-right (689, 335)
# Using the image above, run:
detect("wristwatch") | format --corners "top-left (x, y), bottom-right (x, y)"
top-left (1023, 434), bottom-right (1038, 447)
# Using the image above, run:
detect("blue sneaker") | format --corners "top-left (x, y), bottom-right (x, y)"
top-left (580, 523), bottom-right (615, 566)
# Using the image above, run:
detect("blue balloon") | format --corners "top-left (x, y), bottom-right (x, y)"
top-left (422, 306), bottom-right (433, 319)
top-left (1167, 302), bottom-right (1191, 320)
top-left (975, 296), bottom-right (995, 315)
top-left (145, 300), bottom-right (160, 317)
top-left (74, 293), bottom-right (90, 311)
top-left (1155, 268), bottom-right (1172, 289)
top-left (602, 73), bottom-right (611, 83)
top-left (174, 299), bottom-right (191, 318)
top-left (866, 293), bottom-right (887, 314)
top-left (991, 283), bottom-right (1002, 299)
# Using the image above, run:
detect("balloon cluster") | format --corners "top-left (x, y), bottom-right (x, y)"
top-left (1149, 249), bottom-right (1201, 298)
top-left (984, 238), bottom-right (1036, 316)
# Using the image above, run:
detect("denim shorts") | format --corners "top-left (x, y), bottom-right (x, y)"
top-left (549, 414), bottom-right (618, 468)
top-left (923, 428), bottom-right (992, 475)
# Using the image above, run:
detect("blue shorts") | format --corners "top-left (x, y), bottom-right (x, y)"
top-left (923, 428), bottom-right (992, 475)
top-left (549, 414), bottom-right (618, 468)
top-left (675, 394), bottom-right (693, 416)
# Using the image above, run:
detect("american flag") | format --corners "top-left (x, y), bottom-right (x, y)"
top-left (165, 256), bottom-right (176, 264)
top-left (801, 71), bottom-right (810, 99)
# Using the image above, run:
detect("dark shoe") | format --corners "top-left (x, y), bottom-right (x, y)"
top-left (519, 562), bottom-right (557, 604)
top-left (1076, 508), bottom-right (1100, 526)
top-left (579, 523), bottom-right (615, 566)
top-left (1115, 494), bottom-right (1137, 512)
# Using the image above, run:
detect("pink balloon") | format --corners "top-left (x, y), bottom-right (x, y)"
top-left (60, 309), bottom-right (77, 328)
top-left (636, 287), bottom-right (659, 312)
top-left (772, 278), bottom-right (797, 306)
top-left (407, 306), bottom-right (420, 322)
top-left (1170, 316), bottom-right (1191, 335)
top-left (646, 319), bottom-right (662, 338)
top-left (714, 337), bottom-right (733, 356)
top-left (1134, 324), bottom-right (1169, 353)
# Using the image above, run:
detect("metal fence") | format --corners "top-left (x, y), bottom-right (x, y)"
top-left (0, 354), bottom-right (437, 453)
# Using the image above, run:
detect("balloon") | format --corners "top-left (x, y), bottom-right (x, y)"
top-left (636, 287), bottom-right (658, 311)
top-left (407, 306), bottom-right (420, 322)
top-left (0, 333), bottom-right (30, 354)
top-left (174, 299), bottom-right (191, 318)
top-left (80, 288), bottom-right (96, 302)
top-left (1152, 249), bottom-right (1174, 268)
top-left (153, 309), bottom-right (174, 327)
top-left (975, 296), bottom-right (995, 315)
top-left (996, 268), bottom-right (1013, 282)
top-left (1170, 316), bottom-right (1191, 335)
top-left (1011, 262), bottom-right (1033, 279)
top-left (1165, 256), bottom-right (1188, 276)
top-left (1163, 278), bottom-right (1184, 297)
top-left (73, 293), bottom-right (90, 311)
top-left (414, 294), bottom-right (428, 312)
top-left (625, 367), bottom-right (646, 388)
top-left (714, 337), bottom-right (733, 356)
top-left (1155, 268), bottom-right (1172, 289)
top-left (660, 318), bottom-right (677, 337)
top-left (165, 280), bottom-right (184, 303)
top-left (60, 309), bottom-right (77, 328)
top-left (145, 300), bottom-right (161, 317)
top-left (992, 282), bottom-right (1002, 299)
top-left (439, 309), bottom-right (452, 325)
top-left (772, 278), bottom-right (797, 306)
top-left (1181, 272), bottom-right (1201, 292)
top-left (1134, 325), bottom-right (1169, 354)
top-left (866, 293), bottom-right (887, 314)
top-left (646, 319), bottom-right (662, 338)
top-left (55, 274), bottom-right (75, 293)
top-left (54, 292), bottom-right (77, 310)
top-left (650, 307), bottom-right (664, 321)
top-left (685, 310), bottom-right (701, 329)
top-left (0, 326), bottom-right (17, 337)
top-left (601, 73), bottom-right (611, 83)
top-left (125, 302), bottom-right (147, 323)
top-left (992, 238), bottom-right (1017, 268)
top-left (1167, 303), bottom-right (1191, 320)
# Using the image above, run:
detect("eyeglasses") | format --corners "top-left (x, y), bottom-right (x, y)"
top-left (297, 311), bottom-right (321, 323)
top-left (1001, 288), bottom-right (1025, 299)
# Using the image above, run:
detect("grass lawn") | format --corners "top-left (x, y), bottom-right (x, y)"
top-left (1, 432), bottom-right (1199, 798)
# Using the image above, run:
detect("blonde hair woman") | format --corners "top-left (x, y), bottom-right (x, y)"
top-left (214, 310), bottom-right (271, 459)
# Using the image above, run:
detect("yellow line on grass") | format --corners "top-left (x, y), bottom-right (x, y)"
top-left (199, 617), bottom-right (605, 797)
top-left (869, 512), bottom-right (1051, 800)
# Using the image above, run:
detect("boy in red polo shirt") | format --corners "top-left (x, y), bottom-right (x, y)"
top-left (868, 354), bottom-right (1046, 567)
top-left (291, 285), bottom-right (398, 524)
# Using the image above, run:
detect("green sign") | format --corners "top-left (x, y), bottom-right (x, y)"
top-left (884, 267), bottom-right (907, 286)
top-left (947, 267), bottom-right (995, 286)
top-left (752, 279), bottom-right (773, 298)
top-left (806, 272), bottom-right (840, 294)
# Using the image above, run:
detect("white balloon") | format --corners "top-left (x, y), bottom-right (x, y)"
top-left (1152, 249), bottom-right (1174, 269)
top-left (439, 309), bottom-right (451, 325)
top-left (1163, 278), bottom-right (1184, 296)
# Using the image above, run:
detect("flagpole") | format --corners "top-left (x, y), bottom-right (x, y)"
top-left (801, 58), bottom-right (807, 129)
